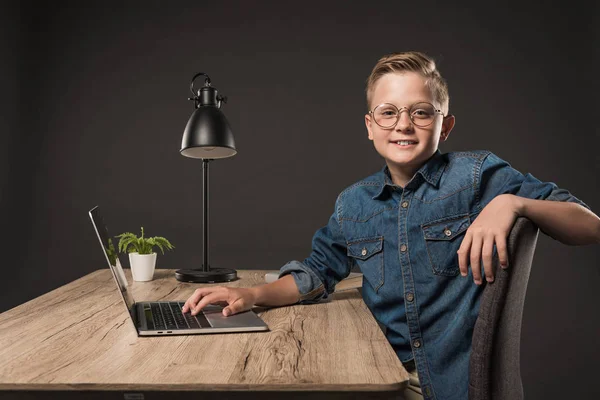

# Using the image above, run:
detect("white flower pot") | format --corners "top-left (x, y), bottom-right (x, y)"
top-left (129, 252), bottom-right (157, 282)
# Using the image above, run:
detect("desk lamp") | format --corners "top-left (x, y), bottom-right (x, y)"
top-left (175, 72), bottom-right (238, 283)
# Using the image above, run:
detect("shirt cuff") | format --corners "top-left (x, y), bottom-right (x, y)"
top-left (279, 260), bottom-right (327, 303)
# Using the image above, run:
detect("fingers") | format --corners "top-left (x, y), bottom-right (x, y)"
top-left (481, 235), bottom-right (495, 283)
top-left (223, 298), bottom-right (247, 317)
top-left (222, 293), bottom-right (256, 316)
top-left (496, 235), bottom-right (509, 269)
top-left (457, 231), bottom-right (472, 277)
top-left (193, 291), bottom-right (228, 315)
top-left (470, 235), bottom-right (483, 285)
top-left (182, 287), bottom-right (218, 313)
top-left (182, 287), bottom-right (250, 317)
top-left (459, 230), bottom-right (509, 286)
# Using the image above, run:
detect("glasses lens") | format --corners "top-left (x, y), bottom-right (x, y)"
top-left (410, 102), bottom-right (437, 127)
top-left (373, 104), bottom-right (398, 128)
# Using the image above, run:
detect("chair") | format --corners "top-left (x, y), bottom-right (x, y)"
top-left (469, 217), bottom-right (540, 400)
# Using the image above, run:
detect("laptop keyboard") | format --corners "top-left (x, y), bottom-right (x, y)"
top-left (148, 302), bottom-right (211, 331)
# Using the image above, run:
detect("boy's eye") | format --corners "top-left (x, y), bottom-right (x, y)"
top-left (412, 108), bottom-right (434, 118)
top-left (410, 102), bottom-right (436, 119)
top-left (376, 107), bottom-right (398, 118)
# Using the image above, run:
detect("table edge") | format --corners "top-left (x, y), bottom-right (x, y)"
top-left (0, 381), bottom-right (408, 392)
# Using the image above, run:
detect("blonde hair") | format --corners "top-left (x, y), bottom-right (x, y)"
top-left (365, 51), bottom-right (449, 115)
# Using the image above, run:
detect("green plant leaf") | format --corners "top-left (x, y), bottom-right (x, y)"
top-left (135, 237), bottom-right (146, 255)
top-left (115, 230), bottom-right (174, 256)
top-left (146, 238), bottom-right (160, 254)
top-left (118, 237), bottom-right (137, 254)
top-left (130, 240), bottom-right (140, 253)
top-left (115, 232), bottom-right (137, 253)
top-left (154, 237), bottom-right (174, 250)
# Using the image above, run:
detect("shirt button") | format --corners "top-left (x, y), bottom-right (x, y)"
top-left (361, 248), bottom-right (367, 256)
top-left (400, 244), bottom-right (407, 252)
top-left (406, 293), bottom-right (414, 302)
top-left (444, 229), bottom-right (452, 237)
top-left (413, 339), bottom-right (422, 348)
top-left (401, 201), bottom-right (409, 208)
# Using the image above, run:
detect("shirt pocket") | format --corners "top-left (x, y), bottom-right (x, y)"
top-left (347, 236), bottom-right (384, 293)
top-left (422, 215), bottom-right (471, 276)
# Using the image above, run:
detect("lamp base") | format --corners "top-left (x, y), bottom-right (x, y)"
top-left (175, 268), bottom-right (238, 283)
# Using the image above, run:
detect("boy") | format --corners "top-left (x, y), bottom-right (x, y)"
top-left (182, 52), bottom-right (600, 400)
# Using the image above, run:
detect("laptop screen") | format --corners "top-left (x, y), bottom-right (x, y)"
top-left (89, 206), bottom-right (136, 312)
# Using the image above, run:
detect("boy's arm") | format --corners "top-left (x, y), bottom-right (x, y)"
top-left (515, 197), bottom-right (600, 245)
top-left (458, 152), bottom-right (599, 285)
top-left (458, 194), bottom-right (600, 285)
top-left (251, 274), bottom-right (301, 306)
top-left (277, 195), bottom-right (352, 303)
top-left (476, 153), bottom-right (598, 245)
top-left (183, 196), bottom-right (351, 316)
top-left (182, 274), bottom-right (300, 317)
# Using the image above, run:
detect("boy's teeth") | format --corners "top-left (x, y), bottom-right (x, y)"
top-left (397, 140), bottom-right (415, 145)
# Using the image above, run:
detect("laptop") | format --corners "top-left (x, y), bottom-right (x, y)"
top-left (89, 206), bottom-right (269, 336)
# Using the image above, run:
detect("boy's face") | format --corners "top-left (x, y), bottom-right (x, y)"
top-left (365, 72), bottom-right (455, 177)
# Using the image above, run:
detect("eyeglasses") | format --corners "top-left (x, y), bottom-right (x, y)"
top-left (368, 102), bottom-right (444, 128)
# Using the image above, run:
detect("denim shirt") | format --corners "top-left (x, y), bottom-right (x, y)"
top-left (279, 150), bottom-right (588, 400)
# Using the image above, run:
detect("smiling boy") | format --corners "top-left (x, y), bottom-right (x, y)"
top-left (183, 52), bottom-right (600, 400)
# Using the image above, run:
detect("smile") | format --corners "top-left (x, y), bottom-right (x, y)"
top-left (392, 140), bottom-right (418, 146)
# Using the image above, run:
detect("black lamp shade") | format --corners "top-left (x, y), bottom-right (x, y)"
top-left (180, 106), bottom-right (237, 159)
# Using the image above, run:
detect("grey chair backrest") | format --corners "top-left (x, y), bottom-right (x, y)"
top-left (469, 217), bottom-right (540, 400)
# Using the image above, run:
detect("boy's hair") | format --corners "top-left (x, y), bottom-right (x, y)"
top-left (366, 51), bottom-right (450, 115)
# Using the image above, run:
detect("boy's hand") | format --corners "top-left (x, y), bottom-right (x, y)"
top-left (457, 194), bottom-right (523, 285)
top-left (182, 286), bottom-right (257, 317)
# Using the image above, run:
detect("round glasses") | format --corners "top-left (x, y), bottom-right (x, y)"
top-left (368, 102), bottom-right (444, 128)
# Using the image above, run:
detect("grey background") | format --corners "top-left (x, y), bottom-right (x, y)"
top-left (1, 1), bottom-right (598, 398)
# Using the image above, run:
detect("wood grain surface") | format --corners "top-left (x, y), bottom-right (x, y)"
top-left (0, 269), bottom-right (408, 392)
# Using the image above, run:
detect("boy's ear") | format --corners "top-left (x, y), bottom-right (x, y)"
top-left (440, 114), bottom-right (455, 142)
top-left (365, 114), bottom-right (374, 140)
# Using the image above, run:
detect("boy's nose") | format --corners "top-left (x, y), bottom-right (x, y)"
top-left (395, 112), bottom-right (414, 132)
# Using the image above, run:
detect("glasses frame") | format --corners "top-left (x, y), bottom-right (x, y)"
top-left (368, 102), bottom-right (444, 128)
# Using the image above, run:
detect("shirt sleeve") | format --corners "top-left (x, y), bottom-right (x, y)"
top-left (278, 195), bottom-right (352, 304)
top-left (477, 152), bottom-right (590, 210)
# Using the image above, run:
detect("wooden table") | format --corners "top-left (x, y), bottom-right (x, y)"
top-left (0, 269), bottom-right (409, 399)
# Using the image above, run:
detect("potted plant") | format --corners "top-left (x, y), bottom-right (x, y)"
top-left (115, 227), bottom-right (174, 282)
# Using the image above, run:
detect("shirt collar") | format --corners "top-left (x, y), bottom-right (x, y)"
top-left (372, 150), bottom-right (446, 200)
top-left (416, 149), bottom-right (446, 187)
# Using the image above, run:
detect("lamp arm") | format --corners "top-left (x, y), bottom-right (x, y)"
top-left (202, 159), bottom-right (210, 271)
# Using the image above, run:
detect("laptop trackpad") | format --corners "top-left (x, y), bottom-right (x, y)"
top-left (203, 306), bottom-right (263, 328)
